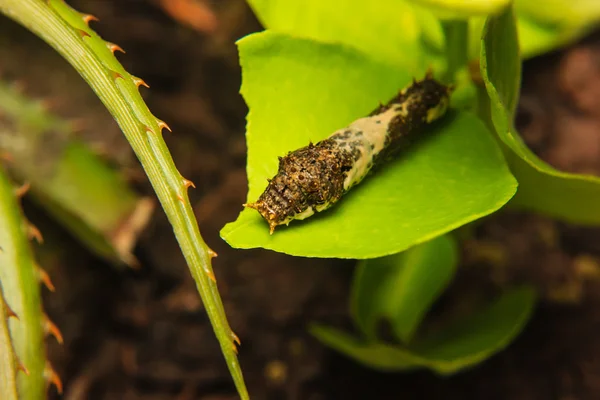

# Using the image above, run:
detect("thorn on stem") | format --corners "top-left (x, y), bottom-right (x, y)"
top-left (44, 363), bottom-right (63, 394)
top-left (232, 332), bottom-right (241, 346)
top-left (207, 270), bottom-right (217, 283)
top-left (208, 249), bottom-right (218, 258)
top-left (107, 42), bottom-right (126, 54)
top-left (182, 178), bottom-right (196, 189)
top-left (27, 223), bottom-right (44, 244)
top-left (43, 314), bottom-right (64, 344)
top-left (15, 181), bottom-right (30, 198)
top-left (109, 70), bottom-right (124, 82)
top-left (82, 14), bottom-right (99, 25)
top-left (17, 361), bottom-right (30, 376)
top-left (157, 120), bottom-right (172, 133)
top-left (76, 29), bottom-right (91, 39)
top-left (5, 304), bottom-right (18, 320)
top-left (37, 266), bottom-right (56, 292)
top-left (132, 76), bottom-right (150, 89)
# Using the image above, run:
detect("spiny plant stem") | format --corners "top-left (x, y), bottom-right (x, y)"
top-left (0, 167), bottom-right (47, 399)
top-left (0, 0), bottom-right (248, 397)
top-left (0, 282), bottom-right (20, 400)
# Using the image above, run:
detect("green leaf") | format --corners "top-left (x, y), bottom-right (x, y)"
top-left (480, 5), bottom-right (600, 224)
top-left (312, 286), bottom-right (536, 374)
top-left (221, 32), bottom-right (517, 259)
top-left (246, 0), bottom-right (443, 72)
top-left (351, 235), bottom-right (458, 343)
top-left (407, 0), bottom-right (510, 18)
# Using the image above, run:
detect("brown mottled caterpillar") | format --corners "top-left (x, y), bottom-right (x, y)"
top-left (245, 73), bottom-right (452, 234)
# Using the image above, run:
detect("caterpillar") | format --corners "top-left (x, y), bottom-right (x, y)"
top-left (244, 72), bottom-right (452, 234)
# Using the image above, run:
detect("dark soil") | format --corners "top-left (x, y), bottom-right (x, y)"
top-left (2, 1), bottom-right (600, 399)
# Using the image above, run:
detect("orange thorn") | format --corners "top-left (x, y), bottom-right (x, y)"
top-left (5, 304), bottom-right (18, 320)
top-left (43, 314), bottom-right (64, 344)
top-left (82, 14), bottom-right (99, 24)
top-left (107, 42), bottom-right (126, 54)
top-left (15, 181), bottom-right (30, 198)
top-left (109, 70), bottom-right (124, 81)
top-left (37, 267), bottom-right (56, 292)
top-left (208, 249), bottom-right (218, 258)
top-left (231, 332), bottom-right (241, 346)
top-left (182, 178), bottom-right (196, 189)
top-left (27, 223), bottom-right (44, 244)
top-left (176, 193), bottom-right (185, 202)
top-left (17, 362), bottom-right (30, 376)
top-left (132, 76), bottom-right (150, 88)
top-left (207, 269), bottom-right (217, 282)
top-left (44, 364), bottom-right (63, 394)
top-left (157, 120), bottom-right (172, 133)
top-left (76, 29), bottom-right (91, 39)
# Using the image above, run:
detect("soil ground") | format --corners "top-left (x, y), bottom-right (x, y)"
top-left (2, 1), bottom-right (600, 399)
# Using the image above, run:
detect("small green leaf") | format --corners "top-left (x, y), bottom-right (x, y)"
top-left (312, 286), bottom-right (536, 374)
top-left (407, 0), bottom-right (510, 18)
top-left (221, 32), bottom-right (517, 259)
top-left (246, 0), bottom-right (443, 72)
top-left (480, 5), bottom-right (600, 224)
top-left (351, 235), bottom-right (458, 343)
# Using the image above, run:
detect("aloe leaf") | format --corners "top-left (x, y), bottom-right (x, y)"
top-left (312, 286), bottom-right (536, 374)
top-left (0, 167), bottom-right (47, 399)
top-left (0, 1), bottom-right (248, 397)
top-left (0, 283), bottom-right (19, 400)
top-left (0, 80), bottom-right (154, 267)
top-left (480, 4), bottom-right (600, 225)
top-left (221, 32), bottom-right (517, 258)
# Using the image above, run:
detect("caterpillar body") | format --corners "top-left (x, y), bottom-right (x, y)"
top-left (245, 73), bottom-right (452, 234)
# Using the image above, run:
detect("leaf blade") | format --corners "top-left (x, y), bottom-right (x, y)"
top-left (351, 235), bottom-right (458, 343)
top-left (480, 4), bottom-right (600, 225)
top-left (222, 32), bottom-right (517, 258)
